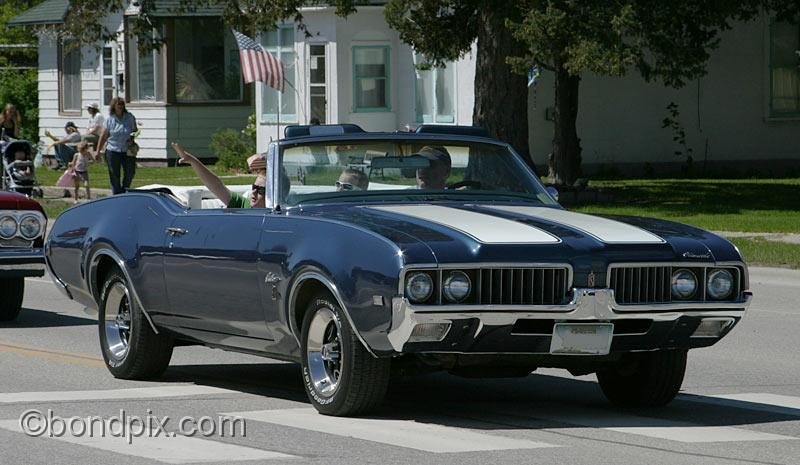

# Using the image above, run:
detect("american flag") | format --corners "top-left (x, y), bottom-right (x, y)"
top-left (233, 29), bottom-right (284, 92)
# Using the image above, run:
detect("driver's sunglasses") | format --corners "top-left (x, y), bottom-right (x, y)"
top-left (335, 181), bottom-right (361, 191)
top-left (251, 184), bottom-right (266, 195)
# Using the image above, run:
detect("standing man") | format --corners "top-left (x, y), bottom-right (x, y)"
top-left (94, 97), bottom-right (138, 194)
top-left (84, 102), bottom-right (104, 147)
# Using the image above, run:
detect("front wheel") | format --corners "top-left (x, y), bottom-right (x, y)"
top-left (98, 269), bottom-right (173, 379)
top-left (300, 295), bottom-right (390, 416)
top-left (0, 278), bottom-right (25, 321)
top-left (596, 349), bottom-right (687, 407)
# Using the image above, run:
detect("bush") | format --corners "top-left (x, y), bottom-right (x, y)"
top-left (209, 128), bottom-right (254, 171)
top-left (0, 69), bottom-right (39, 142)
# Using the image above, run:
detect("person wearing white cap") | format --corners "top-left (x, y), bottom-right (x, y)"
top-left (85, 102), bottom-right (104, 146)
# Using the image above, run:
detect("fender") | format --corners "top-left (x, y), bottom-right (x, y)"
top-left (287, 268), bottom-right (377, 357)
top-left (86, 246), bottom-right (160, 335)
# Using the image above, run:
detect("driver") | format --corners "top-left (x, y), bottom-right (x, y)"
top-left (414, 146), bottom-right (451, 189)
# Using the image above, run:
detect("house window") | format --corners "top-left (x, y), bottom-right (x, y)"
top-left (353, 46), bottom-right (390, 112)
top-left (126, 27), bottom-right (165, 103)
top-left (174, 18), bottom-right (242, 103)
top-left (770, 21), bottom-right (800, 116)
top-left (309, 44), bottom-right (327, 123)
top-left (59, 40), bottom-right (81, 113)
top-left (261, 26), bottom-right (296, 123)
top-left (102, 46), bottom-right (115, 106)
top-left (414, 54), bottom-right (455, 123)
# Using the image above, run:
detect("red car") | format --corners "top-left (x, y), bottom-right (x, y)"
top-left (0, 191), bottom-right (46, 321)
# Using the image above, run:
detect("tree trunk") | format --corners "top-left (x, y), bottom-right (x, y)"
top-left (550, 65), bottom-right (582, 186)
top-left (473, 9), bottom-right (532, 168)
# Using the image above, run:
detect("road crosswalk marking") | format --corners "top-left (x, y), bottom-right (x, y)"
top-left (0, 385), bottom-right (240, 404)
top-left (225, 408), bottom-right (560, 453)
top-left (481, 403), bottom-right (797, 443)
top-left (679, 392), bottom-right (800, 417)
top-left (0, 420), bottom-right (295, 463)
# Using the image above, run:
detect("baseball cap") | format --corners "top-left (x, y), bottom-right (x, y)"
top-left (414, 146), bottom-right (451, 166)
top-left (65, 121), bottom-right (77, 129)
top-left (247, 153), bottom-right (266, 173)
top-left (87, 102), bottom-right (100, 110)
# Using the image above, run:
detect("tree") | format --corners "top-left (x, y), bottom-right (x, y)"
top-left (1, 0), bottom-right (44, 141)
top-left (507, 0), bottom-right (799, 185)
top-left (59, 1), bottom-right (799, 185)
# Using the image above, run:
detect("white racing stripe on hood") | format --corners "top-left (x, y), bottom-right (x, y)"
top-left (369, 205), bottom-right (560, 244)
top-left (487, 206), bottom-right (664, 244)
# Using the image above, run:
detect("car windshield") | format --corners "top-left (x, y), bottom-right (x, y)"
top-left (279, 139), bottom-right (556, 207)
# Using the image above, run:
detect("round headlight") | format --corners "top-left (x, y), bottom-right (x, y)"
top-left (671, 269), bottom-right (697, 300)
top-left (405, 272), bottom-right (434, 303)
top-left (707, 269), bottom-right (734, 300)
top-left (0, 216), bottom-right (17, 239)
top-left (18, 215), bottom-right (42, 240)
top-left (443, 271), bottom-right (471, 303)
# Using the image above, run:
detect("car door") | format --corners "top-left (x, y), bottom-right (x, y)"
top-left (161, 209), bottom-right (272, 342)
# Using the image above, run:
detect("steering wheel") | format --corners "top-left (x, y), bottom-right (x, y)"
top-left (447, 180), bottom-right (483, 190)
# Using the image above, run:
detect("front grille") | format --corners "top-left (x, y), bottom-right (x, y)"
top-left (478, 267), bottom-right (569, 305)
top-left (609, 264), bottom-right (742, 304)
top-left (609, 266), bottom-right (672, 304)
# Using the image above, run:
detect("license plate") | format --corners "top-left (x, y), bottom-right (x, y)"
top-left (549, 323), bottom-right (613, 355)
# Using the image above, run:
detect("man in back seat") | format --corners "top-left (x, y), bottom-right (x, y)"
top-left (171, 142), bottom-right (267, 208)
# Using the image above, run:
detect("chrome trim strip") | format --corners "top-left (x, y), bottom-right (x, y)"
top-left (43, 241), bottom-right (71, 299)
top-left (387, 288), bottom-right (752, 352)
top-left (287, 271), bottom-right (377, 357)
top-left (87, 248), bottom-right (159, 335)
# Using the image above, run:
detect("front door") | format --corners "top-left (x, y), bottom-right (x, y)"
top-left (162, 210), bottom-right (271, 341)
top-left (309, 43), bottom-right (327, 123)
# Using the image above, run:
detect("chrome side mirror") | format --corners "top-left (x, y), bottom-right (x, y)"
top-left (546, 186), bottom-right (559, 202)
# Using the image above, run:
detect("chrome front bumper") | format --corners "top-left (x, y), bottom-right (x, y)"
top-left (387, 287), bottom-right (752, 352)
top-left (0, 248), bottom-right (46, 277)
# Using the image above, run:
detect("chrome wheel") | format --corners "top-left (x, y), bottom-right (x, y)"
top-left (306, 307), bottom-right (343, 398)
top-left (103, 281), bottom-right (132, 361)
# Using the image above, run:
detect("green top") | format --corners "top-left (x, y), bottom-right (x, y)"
top-left (227, 192), bottom-right (251, 209)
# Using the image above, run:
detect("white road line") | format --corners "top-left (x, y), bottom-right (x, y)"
top-left (226, 408), bottom-right (559, 453)
top-left (0, 420), bottom-right (294, 463)
top-left (490, 405), bottom-right (796, 443)
top-left (679, 392), bottom-right (800, 416)
top-left (0, 385), bottom-right (240, 404)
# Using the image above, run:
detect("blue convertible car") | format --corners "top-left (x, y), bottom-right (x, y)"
top-left (45, 125), bottom-right (751, 415)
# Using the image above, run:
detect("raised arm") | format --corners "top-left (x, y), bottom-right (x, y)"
top-left (170, 142), bottom-right (231, 205)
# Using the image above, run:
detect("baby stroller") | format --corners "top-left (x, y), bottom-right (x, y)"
top-left (0, 138), bottom-right (39, 196)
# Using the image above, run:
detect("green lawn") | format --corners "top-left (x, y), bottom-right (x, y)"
top-left (729, 237), bottom-right (800, 269)
top-left (573, 178), bottom-right (800, 233)
top-left (36, 162), bottom-right (257, 189)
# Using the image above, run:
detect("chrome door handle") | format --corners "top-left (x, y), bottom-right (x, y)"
top-left (165, 227), bottom-right (187, 236)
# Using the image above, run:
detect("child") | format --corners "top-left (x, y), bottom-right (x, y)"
top-left (12, 150), bottom-right (32, 177)
top-left (69, 142), bottom-right (91, 202)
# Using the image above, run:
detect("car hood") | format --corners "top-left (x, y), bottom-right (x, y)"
top-left (295, 202), bottom-right (742, 285)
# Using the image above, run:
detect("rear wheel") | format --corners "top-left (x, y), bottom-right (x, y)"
top-left (0, 278), bottom-right (25, 321)
top-left (98, 269), bottom-right (173, 379)
top-left (300, 294), bottom-right (390, 416)
top-left (597, 349), bottom-right (687, 407)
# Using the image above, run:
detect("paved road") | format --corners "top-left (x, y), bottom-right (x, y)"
top-left (1, 267), bottom-right (799, 465)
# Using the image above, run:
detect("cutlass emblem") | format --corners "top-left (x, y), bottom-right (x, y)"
top-left (682, 252), bottom-right (711, 259)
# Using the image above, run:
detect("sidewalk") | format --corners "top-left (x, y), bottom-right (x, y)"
top-left (713, 231), bottom-right (800, 245)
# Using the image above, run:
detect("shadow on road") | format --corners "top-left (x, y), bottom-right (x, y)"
top-left (158, 362), bottom-right (800, 430)
top-left (0, 308), bottom-right (95, 328)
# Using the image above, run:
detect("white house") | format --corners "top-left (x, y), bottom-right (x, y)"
top-left (529, 14), bottom-right (800, 175)
top-left (9, 1), bottom-right (476, 163)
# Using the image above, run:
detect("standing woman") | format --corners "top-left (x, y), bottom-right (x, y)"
top-left (94, 97), bottom-right (137, 194)
top-left (0, 104), bottom-right (21, 139)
